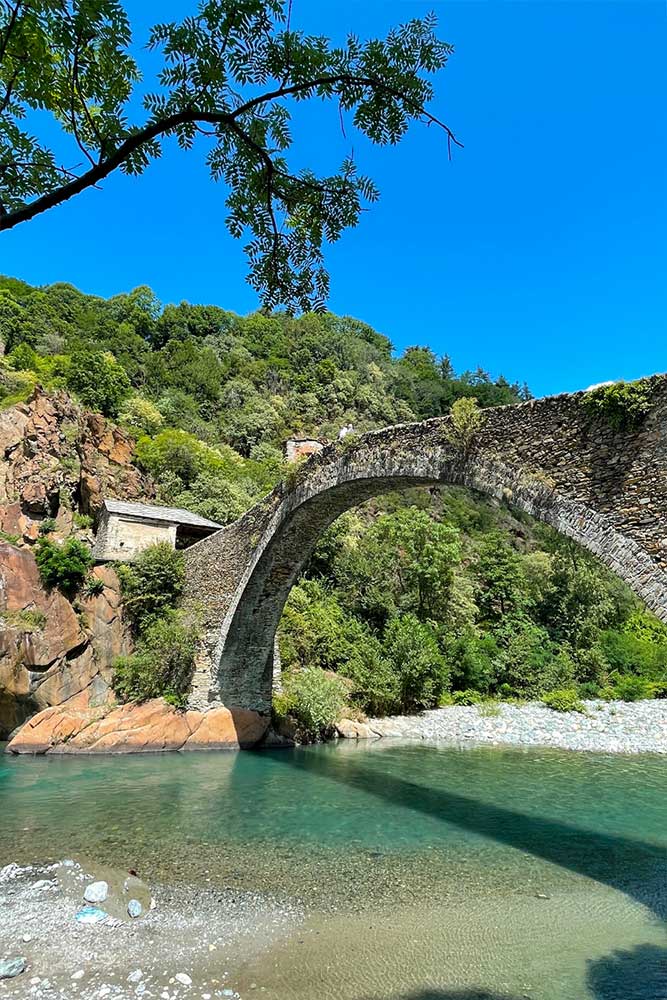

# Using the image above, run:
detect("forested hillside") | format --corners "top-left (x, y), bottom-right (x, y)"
top-left (1, 275), bottom-right (666, 739)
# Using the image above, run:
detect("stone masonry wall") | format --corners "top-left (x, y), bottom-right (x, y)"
top-left (184, 375), bottom-right (667, 714)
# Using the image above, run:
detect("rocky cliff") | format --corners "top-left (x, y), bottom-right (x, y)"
top-left (0, 389), bottom-right (151, 738)
top-left (0, 389), bottom-right (268, 751)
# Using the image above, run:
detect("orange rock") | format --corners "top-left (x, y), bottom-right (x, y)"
top-left (7, 696), bottom-right (269, 754)
top-left (184, 705), bottom-right (268, 750)
top-left (6, 687), bottom-right (108, 754)
top-left (62, 699), bottom-right (192, 754)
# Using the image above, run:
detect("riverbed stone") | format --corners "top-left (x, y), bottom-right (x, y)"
top-left (367, 699), bottom-right (667, 754)
top-left (0, 957), bottom-right (26, 979)
top-left (83, 880), bottom-right (109, 903)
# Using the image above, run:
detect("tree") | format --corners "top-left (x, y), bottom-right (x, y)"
top-left (0, 1), bottom-right (459, 310)
top-left (66, 350), bottom-right (131, 416)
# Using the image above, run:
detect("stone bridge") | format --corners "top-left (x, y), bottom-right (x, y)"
top-left (184, 375), bottom-right (667, 716)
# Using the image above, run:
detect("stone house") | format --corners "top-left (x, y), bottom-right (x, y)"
top-left (93, 499), bottom-right (221, 562)
top-left (284, 437), bottom-right (324, 463)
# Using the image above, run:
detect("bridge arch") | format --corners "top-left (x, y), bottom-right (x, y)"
top-left (184, 380), bottom-right (667, 715)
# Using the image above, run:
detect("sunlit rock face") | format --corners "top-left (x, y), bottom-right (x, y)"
top-left (185, 374), bottom-right (667, 714)
top-left (0, 544), bottom-right (129, 738)
top-left (6, 695), bottom-right (267, 754)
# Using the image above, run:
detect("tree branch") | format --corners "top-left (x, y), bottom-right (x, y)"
top-left (0, 73), bottom-right (461, 232)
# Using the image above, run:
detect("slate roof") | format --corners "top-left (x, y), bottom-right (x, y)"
top-left (103, 499), bottom-right (221, 530)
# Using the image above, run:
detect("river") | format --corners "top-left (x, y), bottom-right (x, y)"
top-left (1, 740), bottom-right (666, 999)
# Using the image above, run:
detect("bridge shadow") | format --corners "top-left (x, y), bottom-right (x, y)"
top-left (389, 943), bottom-right (667, 999)
top-left (268, 748), bottom-right (667, 1000)
top-left (270, 747), bottom-right (667, 921)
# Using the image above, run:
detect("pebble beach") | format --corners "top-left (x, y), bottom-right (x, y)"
top-left (367, 699), bottom-right (667, 754)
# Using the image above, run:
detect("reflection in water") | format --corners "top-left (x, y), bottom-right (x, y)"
top-left (1, 741), bottom-right (666, 998)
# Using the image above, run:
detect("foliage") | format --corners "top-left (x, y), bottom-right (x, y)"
top-left (34, 537), bottom-right (92, 595)
top-left (452, 688), bottom-right (486, 706)
top-left (605, 673), bottom-right (655, 703)
top-left (334, 508), bottom-right (462, 626)
top-left (1, 1), bottom-right (460, 310)
top-left (1, 609), bottom-right (47, 632)
top-left (541, 688), bottom-right (585, 713)
top-left (119, 396), bottom-right (165, 437)
top-left (113, 610), bottom-right (197, 709)
top-left (445, 396), bottom-right (485, 451)
top-left (38, 517), bottom-right (56, 535)
top-left (116, 542), bottom-right (185, 631)
top-left (582, 379), bottom-right (653, 432)
top-left (381, 614), bottom-right (450, 714)
top-left (82, 575), bottom-right (105, 597)
top-left (275, 668), bottom-right (349, 742)
top-left (65, 351), bottom-right (131, 416)
top-left (73, 512), bottom-right (93, 530)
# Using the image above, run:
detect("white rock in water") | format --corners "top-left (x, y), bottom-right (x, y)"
top-left (31, 879), bottom-right (55, 891)
top-left (84, 880), bottom-right (109, 903)
top-left (71, 970), bottom-right (85, 980)
top-left (127, 970), bottom-right (143, 983)
top-left (175, 972), bottom-right (192, 986)
top-left (127, 898), bottom-right (143, 918)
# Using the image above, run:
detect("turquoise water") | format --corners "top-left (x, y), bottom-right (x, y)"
top-left (2, 740), bottom-right (667, 998)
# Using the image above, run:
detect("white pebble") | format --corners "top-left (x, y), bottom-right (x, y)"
top-left (175, 972), bottom-right (193, 986)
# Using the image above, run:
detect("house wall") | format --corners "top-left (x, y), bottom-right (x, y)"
top-left (94, 513), bottom-right (177, 562)
top-left (285, 439), bottom-right (323, 463)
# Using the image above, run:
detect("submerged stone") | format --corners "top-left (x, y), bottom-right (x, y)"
top-left (127, 898), bottom-right (143, 918)
top-left (0, 957), bottom-right (26, 980)
top-left (75, 906), bottom-right (108, 924)
top-left (84, 880), bottom-right (109, 903)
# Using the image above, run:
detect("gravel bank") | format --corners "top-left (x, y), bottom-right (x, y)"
top-left (0, 859), bottom-right (303, 1000)
top-left (367, 699), bottom-right (667, 754)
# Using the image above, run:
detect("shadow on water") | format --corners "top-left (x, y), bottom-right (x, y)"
top-left (273, 748), bottom-right (667, 918)
top-left (395, 944), bottom-right (667, 999)
top-left (273, 749), bottom-right (667, 1000)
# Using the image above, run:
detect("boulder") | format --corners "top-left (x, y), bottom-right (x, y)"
top-left (335, 718), bottom-right (378, 740)
top-left (6, 696), bottom-right (269, 754)
top-left (184, 705), bottom-right (269, 750)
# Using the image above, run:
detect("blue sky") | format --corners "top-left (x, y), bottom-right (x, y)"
top-left (2, 1), bottom-right (666, 397)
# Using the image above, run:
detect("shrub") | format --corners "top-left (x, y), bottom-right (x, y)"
top-left (276, 668), bottom-right (349, 742)
top-left (608, 673), bottom-right (655, 702)
top-left (452, 688), bottom-right (485, 706)
top-left (82, 575), bottom-right (105, 597)
top-left (38, 517), bottom-right (57, 535)
top-left (599, 629), bottom-right (667, 680)
top-left (341, 638), bottom-right (399, 717)
top-left (73, 512), bottom-right (93, 530)
top-left (382, 614), bottom-right (450, 714)
top-left (445, 397), bottom-right (486, 451)
top-left (34, 537), bottom-right (92, 595)
top-left (541, 688), bottom-right (585, 713)
top-left (582, 379), bottom-right (653, 432)
top-left (113, 610), bottom-right (197, 708)
top-left (119, 396), bottom-right (165, 436)
top-left (116, 543), bottom-right (185, 631)
top-left (66, 351), bottom-right (132, 417)
top-left (1, 609), bottom-right (47, 632)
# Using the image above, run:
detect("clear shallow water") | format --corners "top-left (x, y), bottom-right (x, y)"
top-left (2, 740), bottom-right (667, 998)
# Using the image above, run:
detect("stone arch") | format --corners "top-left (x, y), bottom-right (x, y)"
top-left (184, 394), bottom-right (667, 714)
